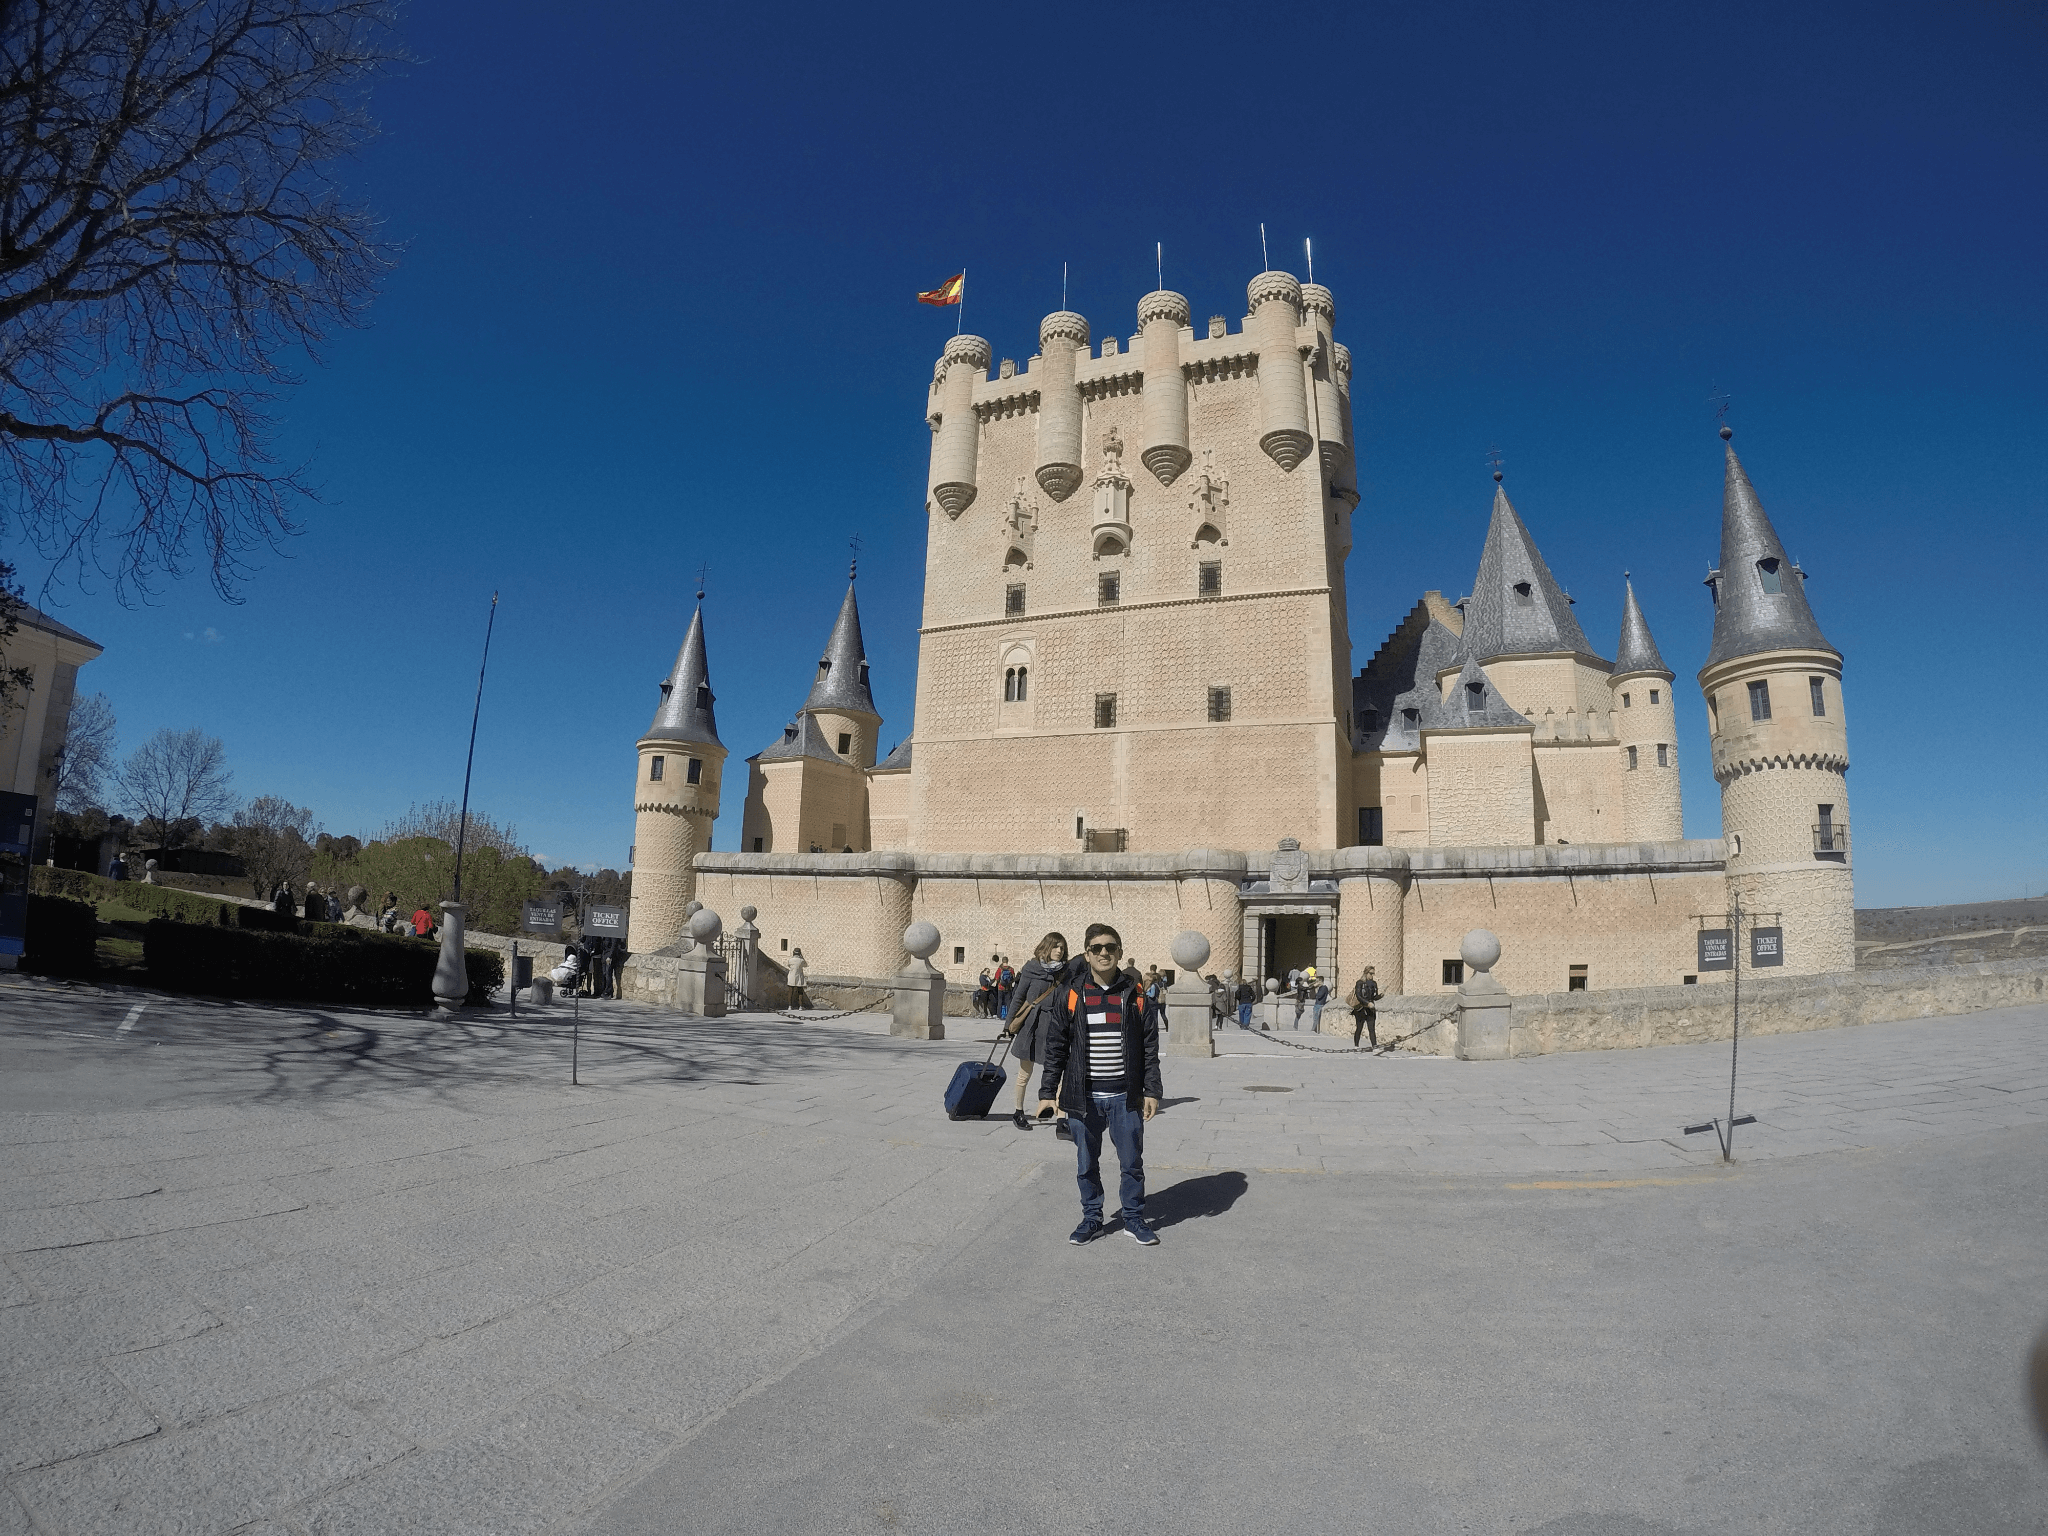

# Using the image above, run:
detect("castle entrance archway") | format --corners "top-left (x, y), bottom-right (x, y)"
top-left (1262, 915), bottom-right (1318, 984)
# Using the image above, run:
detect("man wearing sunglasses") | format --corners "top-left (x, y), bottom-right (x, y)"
top-left (1036, 922), bottom-right (1164, 1246)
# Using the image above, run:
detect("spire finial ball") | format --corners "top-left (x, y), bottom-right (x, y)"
top-left (1720, 425), bottom-right (1733, 441)
top-left (1492, 470), bottom-right (1503, 483)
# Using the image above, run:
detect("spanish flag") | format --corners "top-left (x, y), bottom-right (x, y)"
top-left (916, 272), bottom-right (964, 307)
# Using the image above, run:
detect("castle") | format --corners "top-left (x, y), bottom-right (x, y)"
top-left (631, 269), bottom-right (1854, 997)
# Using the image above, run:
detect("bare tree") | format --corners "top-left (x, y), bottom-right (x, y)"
top-left (0, 0), bottom-right (402, 599)
top-left (53, 688), bottom-right (116, 808)
top-left (226, 791), bottom-right (314, 895)
top-left (380, 798), bottom-right (527, 859)
top-left (0, 561), bottom-right (36, 712)
top-left (118, 725), bottom-right (232, 847)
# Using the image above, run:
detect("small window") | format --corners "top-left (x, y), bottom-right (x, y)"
top-left (1809, 677), bottom-right (1825, 717)
top-left (1627, 745), bottom-right (1638, 770)
top-left (1748, 680), bottom-right (1772, 721)
top-left (1466, 681), bottom-right (1485, 706)
top-left (1402, 708), bottom-right (1420, 729)
top-left (1512, 581), bottom-right (1534, 607)
top-left (1198, 561), bottom-right (1223, 598)
top-left (1094, 693), bottom-right (1117, 728)
top-left (779, 937), bottom-right (788, 950)
top-left (953, 945), bottom-right (966, 964)
top-left (1568, 965), bottom-right (1588, 992)
top-left (1683, 975), bottom-right (1697, 985)
top-left (816, 659), bottom-right (831, 680)
top-left (1099, 571), bottom-right (1120, 606)
top-left (1003, 667), bottom-right (1017, 702)
top-left (1757, 557), bottom-right (1783, 594)
top-left (1015, 666), bottom-right (1027, 700)
top-left (836, 733), bottom-right (852, 755)
top-left (1359, 807), bottom-right (1383, 846)
top-left (1649, 688), bottom-right (1660, 705)
top-left (695, 684), bottom-right (711, 710)
top-left (752, 837), bottom-right (763, 852)
top-left (1656, 743), bottom-right (1669, 767)
top-left (1006, 583), bottom-right (1026, 616)
top-left (648, 755), bottom-right (665, 782)
top-left (1621, 692), bottom-right (1631, 709)
top-left (686, 757), bottom-right (703, 784)
top-left (1076, 814), bottom-right (1085, 839)
top-left (1207, 686), bottom-right (1232, 722)
top-left (1362, 708), bottom-right (1380, 733)
top-left (1442, 959), bottom-right (1464, 986)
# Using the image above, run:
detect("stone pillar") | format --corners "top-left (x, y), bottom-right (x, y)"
top-left (890, 921), bottom-right (946, 1041)
top-left (1248, 271), bottom-right (1311, 471)
top-left (1137, 290), bottom-right (1191, 485)
top-left (432, 901), bottom-right (469, 1014)
top-left (674, 908), bottom-right (728, 1018)
top-left (1335, 847), bottom-right (1408, 997)
top-left (1262, 975), bottom-right (1285, 1032)
top-left (1162, 930), bottom-right (1215, 1059)
top-left (731, 903), bottom-right (762, 1007)
top-left (1454, 928), bottom-right (1510, 1061)
top-left (1033, 311), bottom-right (1088, 501)
top-left (931, 334), bottom-right (991, 517)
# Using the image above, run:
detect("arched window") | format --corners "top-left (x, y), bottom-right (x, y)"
top-left (1015, 665), bottom-right (1027, 700)
top-left (1003, 667), bottom-right (1017, 702)
top-left (1757, 558), bottom-right (1783, 594)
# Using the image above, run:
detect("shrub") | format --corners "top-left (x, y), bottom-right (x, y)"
top-left (234, 904), bottom-right (298, 934)
top-left (23, 894), bottom-right (97, 977)
top-left (142, 918), bottom-right (507, 1007)
top-left (32, 866), bottom-right (234, 926)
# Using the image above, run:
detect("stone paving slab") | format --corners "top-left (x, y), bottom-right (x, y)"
top-left (1, 981), bottom-right (2044, 1533)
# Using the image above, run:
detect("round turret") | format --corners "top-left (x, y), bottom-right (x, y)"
top-left (930, 334), bottom-right (991, 517)
top-left (1136, 289), bottom-right (1192, 485)
top-left (1034, 311), bottom-right (1088, 502)
top-left (1247, 272), bottom-right (1312, 472)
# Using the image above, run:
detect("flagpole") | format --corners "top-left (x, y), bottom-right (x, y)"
top-left (957, 268), bottom-right (965, 336)
top-left (1260, 222), bottom-right (1268, 271)
top-left (1156, 242), bottom-right (1163, 291)
top-left (1306, 237), bottom-right (1314, 283)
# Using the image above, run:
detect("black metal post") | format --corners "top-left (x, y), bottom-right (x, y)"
top-left (1727, 895), bottom-right (1742, 1161)
top-left (452, 593), bottom-right (500, 903)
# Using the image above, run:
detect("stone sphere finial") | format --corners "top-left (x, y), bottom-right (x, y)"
top-left (902, 920), bottom-right (941, 961)
top-left (1264, 976), bottom-right (1281, 994)
top-left (1460, 928), bottom-right (1502, 974)
top-left (1720, 424), bottom-right (1733, 442)
top-left (739, 904), bottom-right (758, 923)
top-left (683, 899), bottom-right (703, 919)
top-left (1169, 930), bottom-right (1211, 971)
top-left (688, 908), bottom-right (723, 946)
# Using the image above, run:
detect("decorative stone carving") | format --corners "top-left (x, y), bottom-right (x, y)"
top-left (1188, 447), bottom-right (1230, 547)
top-left (1091, 427), bottom-right (1132, 559)
top-left (1270, 837), bottom-right (1310, 894)
top-left (1001, 478), bottom-right (1038, 570)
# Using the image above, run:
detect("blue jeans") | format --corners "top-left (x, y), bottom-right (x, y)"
top-left (1237, 1003), bottom-right (1252, 1029)
top-left (1071, 1091), bottom-right (1146, 1225)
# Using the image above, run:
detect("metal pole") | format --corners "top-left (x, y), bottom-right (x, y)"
top-left (572, 1014), bottom-right (579, 1086)
top-left (452, 593), bottom-right (500, 903)
top-left (510, 939), bottom-right (518, 1018)
top-left (1727, 895), bottom-right (1742, 1161)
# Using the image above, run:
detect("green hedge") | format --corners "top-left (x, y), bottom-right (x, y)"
top-left (23, 894), bottom-right (97, 978)
top-left (143, 918), bottom-right (505, 1006)
top-left (33, 867), bottom-right (236, 926)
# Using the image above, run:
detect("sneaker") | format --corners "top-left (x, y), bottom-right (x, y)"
top-left (1124, 1216), bottom-right (1160, 1246)
top-left (1068, 1218), bottom-right (1102, 1245)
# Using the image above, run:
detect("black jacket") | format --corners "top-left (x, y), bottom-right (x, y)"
top-left (1353, 977), bottom-right (1382, 1010)
top-left (1038, 970), bottom-right (1164, 1115)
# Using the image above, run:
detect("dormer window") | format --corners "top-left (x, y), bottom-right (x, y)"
top-left (1466, 681), bottom-right (1485, 707)
top-left (816, 658), bottom-right (832, 680)
top-left (1362, 708), bottom-right (1380, 732)
top-left (781, 723), bottom-right (798, 745)
top-left (1402, 708), bottom-right (1420, 729)
top-left (1512, 581), bottom-right (1533, 607)
top-left (1757, 558), bottom-right (1783, 594)
top-left (695, 684), bottom-right (710, 710)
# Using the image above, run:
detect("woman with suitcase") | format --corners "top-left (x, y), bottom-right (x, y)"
top-left (1003, 932), bottom-right (1075, 1130)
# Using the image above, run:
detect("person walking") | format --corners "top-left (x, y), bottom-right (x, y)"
top-left (411, 905), bottom-right (433, 938)
top-left (272, 882), bottom-right (294, 918)
top-left (1307, 969), bottom-right (1328, 1034)
top-left (1235, 972), bottom-right (1256, 1030)
top-left (1351, 965), bottom-right (1383, 1049)
top-left (1036, 923), bottom-right (1163, 1247)
top-left (786, 948), bottom-right (808, 1009)
top-left (1292, 971), bottom-right (1308, 1030)
top-left (994, 956), bottom-right (1016, 1022)
top-left (1002, 932), bottom-right (1074, 1130)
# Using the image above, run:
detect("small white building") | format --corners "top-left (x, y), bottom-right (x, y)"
top-left (0, 602), bottom-right (104, 863)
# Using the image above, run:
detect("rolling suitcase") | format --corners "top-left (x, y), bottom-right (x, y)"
top-left (944, 1030), bottom-right (1009, 1121)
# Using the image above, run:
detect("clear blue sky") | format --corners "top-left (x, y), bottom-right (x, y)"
top-left (16, 0), bottom-right (2046, 907)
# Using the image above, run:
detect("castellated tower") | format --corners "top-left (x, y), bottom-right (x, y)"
top-left (1610, 576), bottom-right (1683, 841)
top-left (1699, 427), bottom-right (1853, 975)
top-left (908, 271), bottom-right (1359, 854)
top-left (629, 603), bottom-right (726, 949)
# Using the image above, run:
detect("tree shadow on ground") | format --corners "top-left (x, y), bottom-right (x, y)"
top-left (1145, 1170), bottom-right (1249, 1230)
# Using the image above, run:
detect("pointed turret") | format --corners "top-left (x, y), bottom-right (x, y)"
top-left (643, 604), bottom-right (722, 747)
top-left (802, 580), bottom-right (877, 717)
top-left (1614, 576), bottom-right (1672, 679)
top-left (1703, 430), bottom-right (1836, 668)
top-left (1457, 481), bottom-right (1603, 666)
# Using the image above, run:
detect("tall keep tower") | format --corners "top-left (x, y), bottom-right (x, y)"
top-left (907, 271), bottom-right (1359, 853)
top-left (1699, 427), bottom-right (1853, 974)
top-left (630, 602), bottom-right (726, 949)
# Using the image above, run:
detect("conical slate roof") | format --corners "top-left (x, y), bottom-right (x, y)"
top-left (1704, 435), bottom-right (1836, 668)
top-left (1458, 484), bottom-right (1605, 667)
top-left (802, 582), bottom-right (878, 716)
top-left (754, 713), bottom-right (841, 763)
top-left (642, 605), bottom-right (722, 748)
top-left (1426, 654), bottom-right (1532, 731)
top-left (1614, 577), bottom-right (1672, 679)
top-left (874, 737), bottom-right (913, 771)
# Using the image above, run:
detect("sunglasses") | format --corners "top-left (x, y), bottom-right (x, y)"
top-left (1086, 942), bottom-right (1122, 956)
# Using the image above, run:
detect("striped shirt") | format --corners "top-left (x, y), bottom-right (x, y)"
top-left (1081, 984), bottom-right (1126, 1093)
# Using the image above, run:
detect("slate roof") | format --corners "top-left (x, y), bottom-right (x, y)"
top-left (1704, 435), bottom-right (1837, 668)
top-left (1614, 576), bottom-right (1672, 679)
top-left (874, 737), bottom-right (912, 771)
top-left (802, 582), bottom-right (878, 716)
top-left (1426, 653), bottom-right (1532, 731)
top-left (754, 712), bottom-right (842, 764)
top-left (641, 605), bottom-right (721, 748)
top-left (1457, 484), bottom-right (1606, 668)
top-left (1353, 616), bottom-right (1465, 752)
top-left (11, 602), bottom-right (102, 653)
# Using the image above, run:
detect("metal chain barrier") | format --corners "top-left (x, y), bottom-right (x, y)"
top-left (773, 994), bottom-right (891, 1022)
top-left (1217, 1009), bottom-right (1457, 1057)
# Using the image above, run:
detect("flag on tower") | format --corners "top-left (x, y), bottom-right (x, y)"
top-left (916, 272), bottom-right (964, 307)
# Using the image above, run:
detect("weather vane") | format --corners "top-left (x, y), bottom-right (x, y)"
top-left (1484, 445), bottom-right (1505, 484)
top-left (848, 533), bottom-right (863, 582)
top-left (695, 561), bottom-right (708, 602)
top-left (1709, 387), bottom-right (1732, 425)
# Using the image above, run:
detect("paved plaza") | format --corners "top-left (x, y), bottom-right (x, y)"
top-left (1, 979), bottom-right (2045, 1534)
